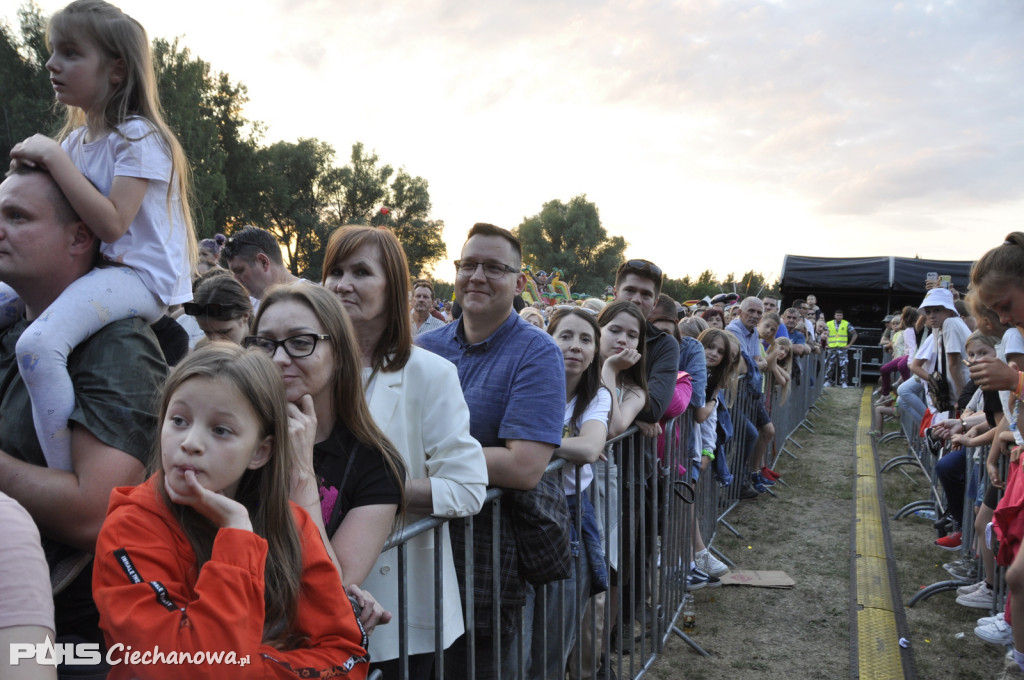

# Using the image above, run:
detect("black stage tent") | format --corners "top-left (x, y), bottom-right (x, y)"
top-left (779, 254), bottom-right (974, 346)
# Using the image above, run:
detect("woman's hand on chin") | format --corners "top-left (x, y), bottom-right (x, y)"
top-left (288, 394), bottom-right (320, 499)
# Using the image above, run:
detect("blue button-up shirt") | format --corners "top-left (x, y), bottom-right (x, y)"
top-left (417, 310), bottom-right (566, 626)
top-left (417, 310), bottom-right (565, 448)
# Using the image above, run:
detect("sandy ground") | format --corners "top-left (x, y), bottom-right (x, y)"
top-left (645, 387), bottom-right (858, 679)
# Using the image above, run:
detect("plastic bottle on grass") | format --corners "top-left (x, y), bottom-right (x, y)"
top-left (682, 593), bottom-right (696, 633)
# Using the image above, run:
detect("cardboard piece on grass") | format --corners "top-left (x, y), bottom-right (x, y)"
top-left (720, 570), bottom-right (795, 588)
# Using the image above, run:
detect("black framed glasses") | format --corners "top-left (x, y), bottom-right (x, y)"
top-left (183, 302), bottom-right (241, 319)
top-left (454, 260), bottom-right (518, 279)
top-left (243, 334), bottom-right (329, 358)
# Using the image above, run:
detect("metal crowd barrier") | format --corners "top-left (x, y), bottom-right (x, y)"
top-left (367, 350), bottom-right (825, 680)
top-left (890, 408), bottom-right (942, 521)
top-left (908, 445), bottom-right (988, 606)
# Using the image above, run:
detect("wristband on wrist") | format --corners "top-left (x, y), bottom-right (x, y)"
top-left (701, 448), bottom-right (715, 461)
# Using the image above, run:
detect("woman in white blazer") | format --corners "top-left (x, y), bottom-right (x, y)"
top-left (323, 226), bottom-right (488, 679)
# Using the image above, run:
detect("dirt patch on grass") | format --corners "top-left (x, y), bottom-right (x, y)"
top-left (647, 388), bottom-right (859, 679)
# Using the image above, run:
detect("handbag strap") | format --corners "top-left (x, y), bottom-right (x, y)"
top-left (325, 452), bottom-right (357, 537)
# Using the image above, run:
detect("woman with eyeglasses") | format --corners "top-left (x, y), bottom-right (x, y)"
top-left (183, 271), bottom-right (253, 346)
top-left (248, 284), bottom-right (405, 594)
top-left (320, 225), bottom-right (487, 679)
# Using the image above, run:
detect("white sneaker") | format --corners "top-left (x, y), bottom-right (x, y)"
top-left (979, 611), bottom-right (1006, 627)
top-left (976, 618), bottom-right (1014, 646)
top-left (957, 580), bottom-right (989, 597)
top-left (841, 383), bottom-right (849, 388)
top-left (694, 548), bottom-right (729, 577)
top-left (957, 583), bottom-right (995, 609)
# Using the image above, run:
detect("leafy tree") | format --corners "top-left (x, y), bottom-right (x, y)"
top-left (212, 72), bottom-right (263, 230)
top-left (335, 142), bottom-right (392, 224)
top-left (252, 138), bottom-right (342, 281)
top-left (152, 38), bottom-right (226, 238)
top-left (152, 39), bottom-right (263, 239)
top-left (1, 4), bottom-right (446, 283)
top-left (334, 145), bottom-right (446, 276)
top-left (371, 168), bottom-right (446, 277)
top-left (0, 3), bottom-right (60, 159)
top-left (513, 195), bottom-right (627, 297)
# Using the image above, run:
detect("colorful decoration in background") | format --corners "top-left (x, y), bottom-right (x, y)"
top-left (521, 266), bottom-right (573, 305)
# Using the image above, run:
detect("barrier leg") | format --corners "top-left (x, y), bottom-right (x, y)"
top-left (670, 626), bottom-right (711, 657)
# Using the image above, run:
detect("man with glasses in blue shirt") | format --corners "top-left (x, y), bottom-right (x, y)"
top-left (417, 222), bottom-right (565, 680)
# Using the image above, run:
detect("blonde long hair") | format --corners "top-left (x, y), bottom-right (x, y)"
top-left (48, 0), bottom-right (197, 269)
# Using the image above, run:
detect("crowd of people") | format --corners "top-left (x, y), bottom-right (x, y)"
top-left (0, 2), bottom-right (965, 679)
top-left (862, 239), bottom-right (1024, 675)
top-left (0, 7), bottom-right (825, 675)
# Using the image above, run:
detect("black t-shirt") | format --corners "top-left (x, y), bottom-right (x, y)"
top-left (313, 420), bottom-right (403, 536)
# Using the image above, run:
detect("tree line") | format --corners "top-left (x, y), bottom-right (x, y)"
top-left (0, 4), bottom-right (446, 280)
top-left (1, 3), bottom-right (777, 298)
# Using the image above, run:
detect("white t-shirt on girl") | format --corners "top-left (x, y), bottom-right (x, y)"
top-left (998, 327), bottom-right (1024, 446)
top-left (562, 387), bottom-right (612, 495)
top-left (63, 117), bottom-right (191, 305)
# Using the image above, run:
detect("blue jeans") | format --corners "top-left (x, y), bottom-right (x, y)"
top-left (936, 448), bottom-right (966, 527)
top-left (897, 378), bottom-right (927, 428)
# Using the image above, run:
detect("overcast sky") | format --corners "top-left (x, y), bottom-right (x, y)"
top-left (13, 0), bottom-right (1024, 283)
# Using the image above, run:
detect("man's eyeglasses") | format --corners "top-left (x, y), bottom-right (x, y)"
top-left (183, 302), bottom-right (242, 319)
top-left (454, 260), bottom-right (518, 279)
top-left (622, 259), bottom-right (663, 279)
top-left (244, 334), bottom-right (329, 358)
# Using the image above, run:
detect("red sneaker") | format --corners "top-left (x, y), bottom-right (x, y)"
top-left (936, 532), bottom-right (962, 551)
top-left (761, 467), bottom-right (781, 481)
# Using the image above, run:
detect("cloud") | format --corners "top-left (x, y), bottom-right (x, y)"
top-left (25, 0), bottom-right (1023, 278)
top-left (359, 0), bottom-right (1024, 217)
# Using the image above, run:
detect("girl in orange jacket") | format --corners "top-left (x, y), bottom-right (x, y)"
top-left (93, 344), bottom-right (369, 679)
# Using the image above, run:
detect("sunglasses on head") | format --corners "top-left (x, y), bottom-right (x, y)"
top-left (624, 259), bottom-right (663, 279)
top-left (183, 302), bottom-right (240, 319)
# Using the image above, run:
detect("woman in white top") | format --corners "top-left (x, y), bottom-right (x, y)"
top-left (322, 225), bottom-right (488, 679)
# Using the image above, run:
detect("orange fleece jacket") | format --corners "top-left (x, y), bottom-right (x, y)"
top-left (94, 476), bottom-right (369, 679)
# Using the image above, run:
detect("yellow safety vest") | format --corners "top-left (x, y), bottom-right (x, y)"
top-left (827, 319), bottom-right (850, 348)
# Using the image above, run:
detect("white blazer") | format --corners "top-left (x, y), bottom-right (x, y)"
top-left (361, 346), bottom-right (488, 660)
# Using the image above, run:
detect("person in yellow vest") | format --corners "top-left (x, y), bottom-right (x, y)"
top-left (825, 310), bottom-right (858, 387)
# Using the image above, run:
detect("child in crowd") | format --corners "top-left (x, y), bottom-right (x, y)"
top-left (571, 302), bottom-right (649, 677)
top-left (197, 234), bottom-right (226, 274)
top-left (519, 307), bottom-right (546, 329)
top-left (3, 0), bottom-right (196, 471)
top-left (527, 309), bottom-right (611, 678)
top-left (773, 336), bottom-right (794, 404)
top-left (876, 306), bottom-right (920, 405)
top-left (598, 301), bottom-right (649, 438)
top-left (92, 344), bottom-right (369, 679)
top-left (931, 332), bottom-right (1000, 555)
top-left (696, 328), bottom-right (738, 489)
top-left (965, 233), bottom-right (1024, 659)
